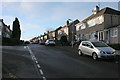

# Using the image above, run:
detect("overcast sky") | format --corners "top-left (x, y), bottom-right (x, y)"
top-left (1, 1), bottom-right (119, 41)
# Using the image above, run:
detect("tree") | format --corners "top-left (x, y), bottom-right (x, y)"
top-left (12, 17), bottom-right (21, 44)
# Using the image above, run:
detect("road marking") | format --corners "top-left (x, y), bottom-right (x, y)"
top-left (34, 58), bottom-right (37, 61)
top-left (39, 69), bottom-right (44, 75)
top-left (35, 61), bottom-right (38, 64)
top-left (27, 46), bottom-right (47, 80)
top-left (37, 64), bottom-right (41, 68)
top-left (43, 76), bottom-right (47, 80)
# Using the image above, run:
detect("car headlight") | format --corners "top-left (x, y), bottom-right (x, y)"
top-left (100, 50), bottom-right (106, 54)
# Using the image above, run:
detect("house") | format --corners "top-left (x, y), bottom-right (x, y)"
top-left (43, 33), bottom-right (48, 41)
top-left (57, 25), bottom-right (69, 41)
top-left (55, 26), bottom-right (62, 41)
top-left (40, 35), bottom-right (44, 41)
top-left (30, 37), bottom-right (39, 43)
top-left (55, 19), bottom-right (79, 43)
top-left (76, 6), bottom-right (120, 43)
top-left (48, 30), bottom-right (56, 40)
top-left (0, 19), bottom-right (12, 39)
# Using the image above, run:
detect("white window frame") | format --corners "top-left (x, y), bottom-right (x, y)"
top-left (98, 31), bottom-right (104, 41)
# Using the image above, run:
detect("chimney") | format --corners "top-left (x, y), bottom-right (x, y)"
top-left (66, 20), bottom-right (69, 25)
top-left (92, 5), bottom-right (99, 14)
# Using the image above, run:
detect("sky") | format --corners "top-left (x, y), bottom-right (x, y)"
top-left (1, 0), bottom-right (120, 41)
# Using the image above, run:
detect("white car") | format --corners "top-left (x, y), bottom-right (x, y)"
top-left (78, 41), bottom-right (116, 60)
top-left (45, 40), bottom-right (55, 46)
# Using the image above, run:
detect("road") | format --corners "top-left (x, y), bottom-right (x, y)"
top-left (2, 44), bottom-right (120, 80)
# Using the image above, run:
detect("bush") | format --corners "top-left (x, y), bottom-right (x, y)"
top-left (107, 43), bottom-right (120, 50)
top-left (25, 41), bottom-right (30, 44)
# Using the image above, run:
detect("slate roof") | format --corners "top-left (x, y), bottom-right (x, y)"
top-left (82, 7), bottom-right (120, 22)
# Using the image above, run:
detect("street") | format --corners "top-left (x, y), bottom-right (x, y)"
top-left (2, 44), bottom-right (120, 80)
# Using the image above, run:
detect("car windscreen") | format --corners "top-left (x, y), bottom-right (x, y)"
top-left (92, 42), bottom-right (109, 47)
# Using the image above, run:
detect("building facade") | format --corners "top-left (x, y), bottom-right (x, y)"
top-left (48, 31), bottom-right (56, 40)
top-left (76, 6), bottom-right (120, 43)
top-left (55, 26), bottom-right (62, 41)
top-left (57, 25), bottom-right (69, 41)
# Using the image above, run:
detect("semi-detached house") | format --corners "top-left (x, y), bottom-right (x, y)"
top-left (76, 6), bottom-right (120, 43)
top-left (0, 19), bottom-right (12, 39)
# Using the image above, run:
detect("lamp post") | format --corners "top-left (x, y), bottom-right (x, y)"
top-left (68, 19), bottom-right (74, 48)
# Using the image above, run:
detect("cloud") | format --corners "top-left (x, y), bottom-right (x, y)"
top-left (20, 22), bottom-right (56, 40)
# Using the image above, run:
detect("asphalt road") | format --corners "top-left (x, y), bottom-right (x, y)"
top-left (2, 44), bottom-right (120, 80)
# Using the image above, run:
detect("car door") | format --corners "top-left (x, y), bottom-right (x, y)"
top-left (80, 42), bottom-right (88, 54)
top-left (85, 42), bottom-right (94, 56)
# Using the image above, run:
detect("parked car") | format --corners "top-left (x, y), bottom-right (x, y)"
top-left (39, 40), bottom-right (45, 45)
top-left (31, 40), bottom-right (39, 44)
top-left (45, 39), bottom-right (55, 46)
top-left (78, 40), bottom-right (116, 60)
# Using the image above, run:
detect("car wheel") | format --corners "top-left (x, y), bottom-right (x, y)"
top-left (78, 50), bottom-right (83, 56)
top-left (92, 53), bottom-right (98, 60)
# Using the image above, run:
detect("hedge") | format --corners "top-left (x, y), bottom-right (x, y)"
top-left (107, 43), bottom-right (120, 50)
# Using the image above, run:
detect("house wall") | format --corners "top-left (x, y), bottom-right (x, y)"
top-left (118, 26), bottom-right (120, 43)
top-left (104, 14), bottom-right (120, 29)
top-left (76, 13), bottom-right (120, 43)
top-left (78, 22), bottom-right (104, 40)
top-left (109, 26), bottom-right (120, 43)
top-left (0, 21), bottom-right (3, 38)
top-left (56, 26), bottom-right (68, 41)
top-left (48, 31), bottom-right (55, 40)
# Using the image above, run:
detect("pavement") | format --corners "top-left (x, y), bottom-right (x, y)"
top-left (2, 46), bottom-right (40, 79)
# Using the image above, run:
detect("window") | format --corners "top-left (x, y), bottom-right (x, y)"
top-left (80, 23), bottom-right (86, 30)
top-left (64, 29), bottom-right (66, 33)
top-left (58, 31), bottom-right (62, 35)
top-left (92, 42), bottom-right (108, 47)
top-left (87, 19), bottom-right (95, 27)
top-left (6, 34), bottom-right (10, 38)
top-left (76, 24), bottom-right (81, 31)
top-left (89, 32), bottom-right (96, 40)
top-left (98, 15), bottom-right (103, 24)
top-left (82, 42), bottom-right (87, 46)
top-left (80, 34), bottom-right (86, 40)
top-left (111, 28), bottom-right (118, 37)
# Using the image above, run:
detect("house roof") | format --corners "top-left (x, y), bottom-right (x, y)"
top-left (82, 7), bottom-right (120, 22)
top-left (55, 26), bottom-right (62, 31)
top-left (67, 19), bottom-right (79, 27)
